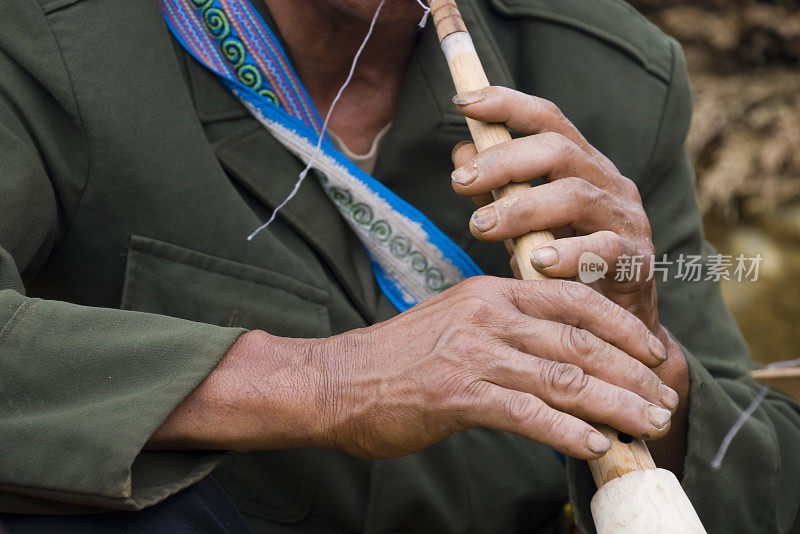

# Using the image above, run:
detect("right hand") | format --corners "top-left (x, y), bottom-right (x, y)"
top-left (311, 276), bottom-right (678, 460)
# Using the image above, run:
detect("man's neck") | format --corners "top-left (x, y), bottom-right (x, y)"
top-left (264, 0), bottom-right (421, 153)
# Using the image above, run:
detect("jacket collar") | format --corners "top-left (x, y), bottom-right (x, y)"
top-left (179, 0), bottom-right (516, 319)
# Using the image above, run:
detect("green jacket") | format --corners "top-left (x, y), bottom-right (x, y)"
top-left (0, 0), bottom-right (797, 532)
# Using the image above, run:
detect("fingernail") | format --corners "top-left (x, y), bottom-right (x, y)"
top-left (530, 246), bottom-right (559, 268)
top-left (647, 333), bottom-right (668, 363)
top-left (647, 405), bottom-right (672, 429)
top-left (472, 206), bottom-right (497, 232)
top-left (452, 89), bottom-right (488, 106)
top-left (586, 430), bottom-right (612, 454)
top-left (659, 383), bottom-right (679, 411)
top-left (451, 140), bottom-right (475, 161)
top-left (451, 161), bottom-right (478, 185)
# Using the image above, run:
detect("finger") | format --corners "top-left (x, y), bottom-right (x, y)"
top-left (479, 355), bottom-right (673, 440)
top-left (452, 86), bottom-right (615, 170)
top-left (504, 279), bottom-right (668, 368)
top-left (451, 133), bottom-right (613, 196)
top-left (463, 381), bottom-right (611, 459)
top-left (528, 231), bottom-right (651, 284)
top-left (469, 177), bottom-right (637, 242)
top-left (491, 319), bottom-right (675, 411)
top-left (451, 140), bottom-right (493, 206)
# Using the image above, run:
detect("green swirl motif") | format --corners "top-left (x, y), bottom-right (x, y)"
top-left (221, 38), bottom-right (245, 68)
top-left (425, 268), bottom-right (448, 292)
top-left (190, 1), bottom-right (274, 100)
top-left (203, 7), bottom-right (230, 40)
top-left (390, 235), bottom-right (411, 258)
top-left (409, 252), bottom-right (428, 273)
top-left (329, 187), bottom-right (353, 208)
top-left (351, 203), bottom-right (374, 226)
top-left (319, 161), bottom-right (455, 295)
top-left (237, 64), bottom-right (262, 90)
top-left (258, 88), bottom-right (279, 106)
top-left (369, 220), bottom-right (392, 242)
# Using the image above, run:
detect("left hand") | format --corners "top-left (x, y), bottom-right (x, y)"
top-left (450, 86), bottom-right (690, 471)
top-left (451, 86), bottom-right (660, 330)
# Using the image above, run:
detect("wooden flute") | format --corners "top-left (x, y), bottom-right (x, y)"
top-left (427, 1), bottom-right (706, 532)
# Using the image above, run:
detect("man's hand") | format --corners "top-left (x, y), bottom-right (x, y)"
top-left (451, 86), bottom-right (659, 330)
top-left (149, 87), bottom-right (688, 468)
top-left (149, 277), bottom-right (678, 462)
top-left (313, 276), bottom-right (677, 460)
top-left (449, 86), bottom-right (691, 471)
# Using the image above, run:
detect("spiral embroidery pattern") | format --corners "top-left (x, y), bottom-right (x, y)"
top-left (323, 178), bottom-right (454, 293)
top-left (164, 0), bottom-right (322, 130)
top-left (162, 0), bottom-right (484, 309)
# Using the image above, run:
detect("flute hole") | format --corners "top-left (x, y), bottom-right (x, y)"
top-left (617, 432), bottom-right (633, 444)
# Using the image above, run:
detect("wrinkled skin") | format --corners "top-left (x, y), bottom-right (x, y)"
top-left (152, 1), bottom-right (690, 474)
top-left (312, 276), bottom-right (677, 460)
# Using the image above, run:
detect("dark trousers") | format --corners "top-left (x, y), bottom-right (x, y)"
top-left (0, 477), bottom-right (252, 534)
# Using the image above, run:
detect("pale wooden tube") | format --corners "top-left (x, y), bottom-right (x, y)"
top-left (591, 469), bottom-right (705, 533)
top-left (429, 1), bottom-right (705, 532)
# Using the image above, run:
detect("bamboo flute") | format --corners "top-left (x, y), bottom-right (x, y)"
top-left (427, 1), bottom-right (706, 531)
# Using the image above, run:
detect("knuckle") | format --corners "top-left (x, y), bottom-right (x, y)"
top-left (562, 176), bottom-right (601, 208)
top-left (617, 175), bottom-right (641, 199)
top-left (456, 378), bottom-right (490, 408)
top-left (541, 412), bottom-right (571, 446)
top-left (540, 131), bottom-right (569, 153)
top-left (626, 360), bottom-right (655, 392)
top-left (439, 325), bottom-right (480, 359)
top-left (460, 275), bottom-right (502, 297)
top-left (566, 326), bottom-right (595, 358)
top-left (608, 388), bottom-right (633, 414)
top-left (602, 301), bottom-right (630, 329)
top-left (427, 361), bottom-right (481, 408)
top-left (581, 288), bottom-right (615, 319)
top-left (536, 97), bottom-right (565, 123)
top-left (578, 180), bottom-right (605, 207)
top-left (597, 230), bottom-right (625, 259)
top-left (504, 278), bottom-right (529, 306)
top-left (547, 361), bottom-right (589, 398)
top-left (554, 279), bottom-right (593, 304)
top-left (462, 296), bottom-right (500, 326)
top-left (505, 394), bottom-right (545, 427)
top-left (545, 132), bottom-right (579, 160)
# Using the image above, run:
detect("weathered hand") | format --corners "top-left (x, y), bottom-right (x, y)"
top-left (312, 276), bottom-right (677, 460)
top-left (450, 87), bottom-right (691, 472)
top-left (450, 86), bottom-right (659, 330)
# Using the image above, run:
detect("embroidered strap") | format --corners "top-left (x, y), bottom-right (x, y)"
top-left (162, 0), bottom-right (484, 311)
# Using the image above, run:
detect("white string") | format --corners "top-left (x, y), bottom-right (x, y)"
top-left (711, 356), bottom-right (800, 469)
top-left (247, 0), bottom-right (388, 241)
top-left (711, 385), bottom-right (768, 470)
top-left (412, 0), bottom-right (431, 28)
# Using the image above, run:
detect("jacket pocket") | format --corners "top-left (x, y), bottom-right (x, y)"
top-left (121, 234), bottom-right (328, 523)
top-left (121, 234), bottom-right (330, 337)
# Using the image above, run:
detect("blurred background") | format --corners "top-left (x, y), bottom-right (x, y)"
top-left (629, 0), bottom-right (800, 365)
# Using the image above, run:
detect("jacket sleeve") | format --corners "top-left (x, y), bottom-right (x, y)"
top-left (0, 3), bottom-right (245, 513)
top-left (567, 39), bottom-right (800, 533)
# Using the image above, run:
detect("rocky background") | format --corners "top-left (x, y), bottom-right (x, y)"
top-left (628, 0), bottom-right (800, 364)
